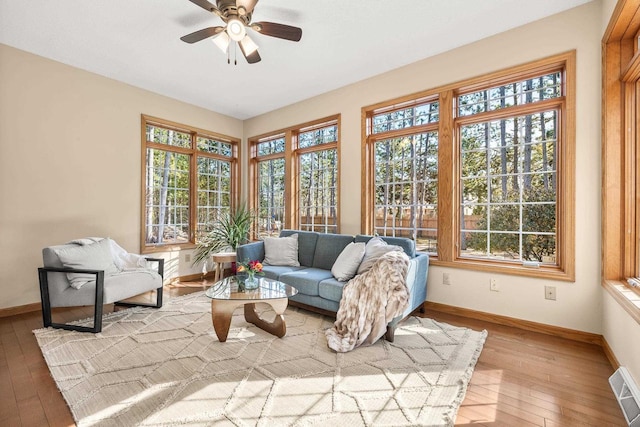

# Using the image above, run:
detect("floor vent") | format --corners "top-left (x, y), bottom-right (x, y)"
top-left (610, 367), bottom-right (640, 426)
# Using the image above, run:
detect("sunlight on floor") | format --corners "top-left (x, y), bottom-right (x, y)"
top-left (84, 385), bottom-right (168, 426)
top-left (457, 368), bottom-right (503, 424)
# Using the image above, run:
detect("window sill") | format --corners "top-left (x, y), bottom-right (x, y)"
top-left (141, 243), bottom-right (197, 254)
top-left (603, 280), bottom-right (640, 326)
top-left (430, 258), bottom-right (574, 282)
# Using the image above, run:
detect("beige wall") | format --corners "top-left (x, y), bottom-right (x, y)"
top-left (603, 291), bottom-right (640, 383)
top-left (244, 2), bottom-right (604, 334)
top-left (0, 43), bottom-right (243, 309)
top-left (602, 0), bottom-right (618, 33)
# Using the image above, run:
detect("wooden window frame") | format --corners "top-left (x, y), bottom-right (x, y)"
top-left (140, 115), bottom-right (240, 254)
top-left (602, 0), bottom-right (640, 319)
top-left (248, 115), bottom-right (341, 237)
top-left (249, 134), bottom-right (286, 238)
top-left (363, 96), bottom-right (440, 252)
top-left (362, 52), bottom-right (576, 281)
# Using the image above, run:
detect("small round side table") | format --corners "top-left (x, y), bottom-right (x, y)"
top-left (211, 252), bottom-right (237, 282)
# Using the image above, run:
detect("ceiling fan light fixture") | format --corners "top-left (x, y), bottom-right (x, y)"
top-left (212, 31), bottom-right (230, 53)
top-left (239, 35), bottom-right (258, 56)
top-left (227, 17), bottom-right (246, 41)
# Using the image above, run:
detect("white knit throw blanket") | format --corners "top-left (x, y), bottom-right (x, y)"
top-left (325, 250), bottom-right (410, 352)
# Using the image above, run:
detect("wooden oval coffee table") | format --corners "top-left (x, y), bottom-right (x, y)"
top-left (205, 276), bottom-right (298, 342)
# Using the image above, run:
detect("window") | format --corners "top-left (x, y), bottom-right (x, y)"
top-left (249, 116), bottom-right (340, 237)
top-left (363, 53), bottom-right (575, 280)
top-left (458, 73), bottom-right (561, 265)
top-left (297, 122), bottom-right (339, 233)
top-left (141, 115), bottom-right (238, 252)
top-left (367, 98), bottom-right (439, 252)
top-left (254, 135), bottom-right (286, 238)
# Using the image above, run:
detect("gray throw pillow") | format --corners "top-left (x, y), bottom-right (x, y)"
top-left (55, 238), bottom-right (119, 289)
top-left (263, 233), bottom-right (300, 266)
top-left (331, 242), bottom-right (366, 282)
top-left (357, 236), bottom-right (403, 275)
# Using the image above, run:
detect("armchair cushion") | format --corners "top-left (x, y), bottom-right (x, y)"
top-left (54, 238), bottom-right (118, 289)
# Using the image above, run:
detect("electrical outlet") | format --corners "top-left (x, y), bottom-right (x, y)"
top-left (184, 253), bottom-right (191, 263)
top-left (443, 273), bottom-right (451, 285)
top-left (490, 278), bottom-right (499, 292)
top-left (545, 286), bottom-right (556, 300)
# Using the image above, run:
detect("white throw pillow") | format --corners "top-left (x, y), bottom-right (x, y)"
top-left (357, 237), bottom-right (403, 275)
top-left (331, 242), bottom-right (366, 282)
top-left (55, 238), bottom-right (119, 289)
top-left (263, 234), bottom-right (300, 266)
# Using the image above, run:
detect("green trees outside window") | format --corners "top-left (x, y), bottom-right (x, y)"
top-left (142, 116), bottom-right (238, 251)
top-left (364, 54), bottom-right (574, 278)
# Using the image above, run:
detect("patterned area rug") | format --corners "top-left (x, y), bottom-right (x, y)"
top-left (34, 291), bottom-right (487, 427)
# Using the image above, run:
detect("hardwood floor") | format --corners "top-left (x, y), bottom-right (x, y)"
top-left (0, 281), bottom-right (626, 426)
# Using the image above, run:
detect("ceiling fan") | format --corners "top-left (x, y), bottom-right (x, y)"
top-left (181, 0), bottom-right (302, 64)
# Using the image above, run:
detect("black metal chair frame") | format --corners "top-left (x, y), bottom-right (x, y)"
top-left (38, 257), bottom-right (164, 333)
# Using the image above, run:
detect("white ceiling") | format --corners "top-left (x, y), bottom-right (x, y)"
top-left (0, 0), bottom-right (592, 120)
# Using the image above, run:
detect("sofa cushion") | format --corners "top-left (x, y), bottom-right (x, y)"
top-left (261, 265), bottom-right (306, 280)
top-left (280, 230), bottom-right (318, 267)
top-left (318, 277), bottom-right (346, 303)
top-left (54, 238), bottom-right (119, 289)
top-left (312, 234), bottom-right (355, 270)
top-left (331, 242), bottom-right (365, 281)
top-left (357, 237), bottom-right (403, 275)
top-left (263, 234), bottom-right (300, 266)
top-left (289, 294), bottom-right (340, 313)
top-left (278, 268), bottom-right (334, 296)
top-left (355, 234), bottom-right (416, 258)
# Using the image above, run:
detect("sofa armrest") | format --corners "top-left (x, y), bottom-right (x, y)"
top-left (406, 252), bottom-right (429, 306)
top-left (144, 257), bottom-right (165, 279)
top-left (384, 252), bottom-right (429, 341)
top-left (237, 241), bottom-right (265, 264)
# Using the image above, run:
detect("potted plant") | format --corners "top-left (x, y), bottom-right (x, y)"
top-left (192, 203), bottom-right (255, 268)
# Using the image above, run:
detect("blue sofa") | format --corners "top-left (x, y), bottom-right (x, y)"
top-left (237, 230), bottom-right (429, 341)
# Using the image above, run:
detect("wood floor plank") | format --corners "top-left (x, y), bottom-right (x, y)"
top-left (16, 395), bottom-right (49, 426)
top-left (0, 367), bottom-right (20, 423)
top-left (463, 388), bottom-right (546, 425)
top-left (458, 392), bottom-right (541, 426)
top-left (0, 284), bottom-right (627, 426)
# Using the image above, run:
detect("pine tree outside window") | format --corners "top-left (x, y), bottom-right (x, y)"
top-left (141, 115), bottom-right (239, 252)
top-left (363, 53), bottom-right (575, 280)
top-left (366, 98), bottom-right (439, 253)
top-left (458, 73), bottom-right (561, 265)
top-left (249, 115), bottom-right (341, 235)
top-left (254, 135), bottom-right (286, 238)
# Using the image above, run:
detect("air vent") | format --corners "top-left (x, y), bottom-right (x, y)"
top-left (610, 367), bottom-right (640, 426)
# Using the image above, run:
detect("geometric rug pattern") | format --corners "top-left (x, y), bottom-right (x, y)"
top-left (33, 291), bottom-right (487, 427)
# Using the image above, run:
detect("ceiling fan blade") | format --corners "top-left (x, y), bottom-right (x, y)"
top-left (236, 0), bottom-right (259, 15)
top-left (180, 26), bottom-right (225, 43)
top-left (186, 0), bottom-right (219, 13)
top-left (251, 22), bottom-right (302, 42)
top-left (239, 42), bottom-right (261, 64)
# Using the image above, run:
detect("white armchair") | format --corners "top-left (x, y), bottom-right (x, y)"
top-left (38, 238), bottom-right (164, 333)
